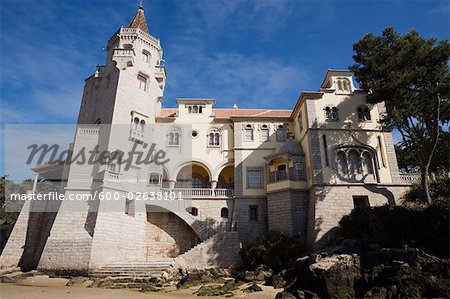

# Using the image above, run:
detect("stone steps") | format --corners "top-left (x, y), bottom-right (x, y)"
top-left (89, 260), bottom-right (174, 280)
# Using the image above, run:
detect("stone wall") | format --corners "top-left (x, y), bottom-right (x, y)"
top-left (146, 212), bottom-right (198, 258)
top-left (307, 185), bottom-right (411, 250)
top-left (174, 232), bottom-right (241, 269)
top-left (233, 197), bottom-right (267, 243)
top-left (267, 190), bottom-right (308, 237)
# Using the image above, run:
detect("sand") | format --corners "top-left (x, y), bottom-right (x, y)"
top-left (0, 275), bottom-right (280, 299)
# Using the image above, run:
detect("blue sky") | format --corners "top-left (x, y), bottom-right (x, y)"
top-left (0, 0), bottom-right (449, 177)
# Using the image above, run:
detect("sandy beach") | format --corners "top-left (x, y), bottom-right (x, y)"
top-left (0, 275), bottom-right (280, 299)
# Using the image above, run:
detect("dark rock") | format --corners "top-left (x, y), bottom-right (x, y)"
top-left (275, 291), bottom-right (297, 299)
top-left (265, 272), bottom-right (286, 288)
top-left (177, 268), bottom-right (225, 289)
top-left (243, 283), bottom-right (262, 293)
top-left (195, 282), bottom-right (238, 297)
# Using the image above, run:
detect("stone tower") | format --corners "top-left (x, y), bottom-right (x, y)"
top-left (23, 4), bottom-right (167, 273)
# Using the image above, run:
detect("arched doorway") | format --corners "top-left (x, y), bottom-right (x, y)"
top-left (217, 165), bottom-right (234, 189)
top-left (175, 163), bottom-right (211, 188)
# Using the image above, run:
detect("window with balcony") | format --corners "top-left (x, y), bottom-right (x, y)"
top-left (276, 125), bottom-right (286, 142)
top-left (208, 128), bottom-right (221, 147)
top-left (167, 127), bottom-right (181, 146)
top-left (324, 106), bottom-right (339, 121)
top-left (244, 124), bottom-right (254, 141)
top-left (357, 106), bottom-right (371, 121)
top-left (247, 168), bottom-right (263, 189)
top-left (137, 74), bottom-right (147, 91)
top-left (260, 124), bottom-right (270, 141)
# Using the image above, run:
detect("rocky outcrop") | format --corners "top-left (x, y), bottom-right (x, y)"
top-left (276, 248), bottom-right (449, 299)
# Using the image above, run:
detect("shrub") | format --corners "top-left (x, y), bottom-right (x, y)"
top-left (337, 203), bottom-right (449, 258)
top-left (404, 177), bottom-right (449, 203)
top-left (240, 231), bottom-right (307, 272)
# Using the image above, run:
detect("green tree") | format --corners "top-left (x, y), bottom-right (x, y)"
top-left (350, 27), bottom-right (449, 204)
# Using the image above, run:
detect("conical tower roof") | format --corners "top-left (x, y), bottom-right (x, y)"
top-left (128, 2), bottom-right (149, 33)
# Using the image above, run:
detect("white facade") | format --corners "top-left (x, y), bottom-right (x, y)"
top-left (0, 5), bottom-right (414, 272)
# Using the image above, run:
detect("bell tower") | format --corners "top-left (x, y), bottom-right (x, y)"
top-left (77, 2), bottom-right (166, 127)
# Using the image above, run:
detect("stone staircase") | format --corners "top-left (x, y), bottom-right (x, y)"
top-left (89, 259), bottom-right (174, 283)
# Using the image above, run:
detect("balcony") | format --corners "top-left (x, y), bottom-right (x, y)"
top-left (399, 173), bottom-right (421, 184)
top-left (268, 167), bottom-right (305, 183)
top-left (162, 188), bottom-right (234, 198)
top-left (129, 129), bottom-right (145, 143)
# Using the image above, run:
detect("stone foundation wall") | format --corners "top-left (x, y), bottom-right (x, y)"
top-left (307, 185), bottom-right (410, 250)
top-left (174, 232), bottom-right (241, 269)
top-left (146, 212), bottom-right (198, 258)
top-left (267, 190), bottom-right (308, 237)
top-left (233, 197), bottom-right (267, 243)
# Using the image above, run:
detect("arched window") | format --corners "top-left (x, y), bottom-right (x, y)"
top-left (337, 151), bottom-right (348, 176)
top-left (168, 127), bottom-right (181, 146)
top-left (362, 151), bottom-right (374, 174)
top-left (108, 151), bottom-right (122, 173)
top-left (190, 176), bottom-right (203, 188)
top-left (348, 150), bottom-right (362, 175)
top-left (324, 106), bottom-right (339, 121)
top-left (357, 106), bottom-right (371, 121)
top-left (192, 105), bottom-right (198, 113)
top-left (133, 117), bottom-right (140, 130)
top-left (137, 74), bottom-right (147, 91)
top-left (244, 124), bottom-right (254, 141)
top-left (189, 207), bottom-right (198, 216)
top-left (140, 120), bottom-right (145, 133)
top-left (208, 128), bottom-right (221, 146)
top-left (276, 125), bottom-right (286, 142)
top-left (336, 78), bottom-right (351, 93)
top-left (221, 207), bottom-right (229, 218)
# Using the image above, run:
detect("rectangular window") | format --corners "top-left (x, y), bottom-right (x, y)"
top-left (276, 126), bottom-right (286, 142)
top-left (260, 128), bottom-right (269, 141)
top-left (322, 135), bottom-right (329, 166)
top-left (148, 173), bottom-right (160, 185)
top-left (378, 136), bottom-right (386, 168)
top-left (294, 162), bottom-right (305, 178)
top-left (244, 128), bottom-right (254, 141)
top-left (137, 74), bottom-right (147, 91)
top-left (125, 198), bottom-right (135, 217)
top-left (298, 112), bottom-right (303, 132)
top-left (142, 52), bottom-right (149, 63)
top-left (247, 168), bottom-right (263, 188)
top-left (353, 196), bottom-right (370, 209)
top-left (249, 205), bottom-right (258, 221)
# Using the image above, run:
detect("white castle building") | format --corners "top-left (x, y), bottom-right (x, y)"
top-left (1, 5), bottom-right (414, 273)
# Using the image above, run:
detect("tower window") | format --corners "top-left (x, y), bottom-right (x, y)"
top-left (324, 106), bottom-right (339, 121)
top-left (108, 151), bottom-right (123, 173)
top-left (336, 78), bottom-right (352, 93)
top-left (142, 51), bottom-right (150, 63)
top-left (137, 74), bottom-right (147, 91)
top-left (357, 106), bottom-right (371, 121)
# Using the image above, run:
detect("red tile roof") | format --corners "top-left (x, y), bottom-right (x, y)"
top-left (158, 108), bottom-right (292, 119)
top-left (128, 5), bottom-right (149, 33)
